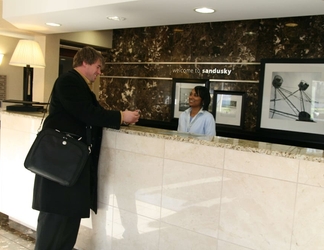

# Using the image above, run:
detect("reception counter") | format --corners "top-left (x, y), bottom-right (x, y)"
top-left (1, 111), bottom-right (324, 250)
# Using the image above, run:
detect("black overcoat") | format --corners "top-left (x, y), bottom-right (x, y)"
top-left (32, 69), bottom-right (121, 218)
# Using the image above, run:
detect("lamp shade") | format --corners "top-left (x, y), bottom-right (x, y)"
top-left (9, 40), bottom-right (45, 68)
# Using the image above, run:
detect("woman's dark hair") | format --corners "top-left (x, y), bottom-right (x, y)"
top-left (194, 86), bottom-right (211, 110)
top-left (73, 46), bottom-right (105, 68)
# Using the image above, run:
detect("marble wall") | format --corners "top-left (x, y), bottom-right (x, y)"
top-left (98, 15), bottom-right (324, 132)
top-left (2, 111), bottom-right (324, 249)
top-left (74, 127), bottom-right (324, 250)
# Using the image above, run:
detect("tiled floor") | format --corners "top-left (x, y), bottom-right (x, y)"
top-left (0, 212), bottom-right (35, 249)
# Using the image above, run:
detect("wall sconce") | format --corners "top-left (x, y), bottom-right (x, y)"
top-left (7, 39), bottom-right (46, 112)
top-left (0, 53), bottom-right (4, 65)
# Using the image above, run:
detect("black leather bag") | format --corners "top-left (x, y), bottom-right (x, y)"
top-left (24, 128), bottom-right (90, 187)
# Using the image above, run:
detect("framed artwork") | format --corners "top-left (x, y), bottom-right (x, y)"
top-left (212, 90), bottom-right (246, 128)
top-left (257, 58), bottom-right (324, 148)
top-left (172, 78), bottom-right (209, 119)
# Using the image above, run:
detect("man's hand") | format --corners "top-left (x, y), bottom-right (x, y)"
top-left (122, 110), bottom-right (141, 125)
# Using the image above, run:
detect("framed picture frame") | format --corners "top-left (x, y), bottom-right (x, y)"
top-left (257, 58), bottom-right (324, 148)
top-left (212, 90), bottom-right (246, 129)
top-left (172, 78), bottom-right (209, 119)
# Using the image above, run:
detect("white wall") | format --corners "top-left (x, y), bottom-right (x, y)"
top-left (0, 35), bottom-right (24, 100)
top-left (59, 30), bottom-right (113, 49)
top-left (39, 34), bottom-right (60, 103)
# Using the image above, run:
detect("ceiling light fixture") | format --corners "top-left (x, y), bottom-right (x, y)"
top-left (46, 22), bottom-right (61, 27)
top-left (194, 7), bottom-right (215, 14)
top-left (107, 16), bottom-right (126, 21)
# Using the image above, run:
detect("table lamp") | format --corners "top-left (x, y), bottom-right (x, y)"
top-left (6, 39), bottom-right (46, 112)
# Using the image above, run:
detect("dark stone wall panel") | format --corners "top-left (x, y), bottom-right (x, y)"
top-left (99, 15), bottom-right (324, 134)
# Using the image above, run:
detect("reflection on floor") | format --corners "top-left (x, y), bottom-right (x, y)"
top-left (0, 212), bottom-right (35, 250)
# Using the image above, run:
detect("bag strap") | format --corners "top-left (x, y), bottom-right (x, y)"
top-left (37, 92), bottom-right (52, 133)
top-left (37, 91), bottom-right (92, 148)
top-left (86, 125), bottom-right (92, 148)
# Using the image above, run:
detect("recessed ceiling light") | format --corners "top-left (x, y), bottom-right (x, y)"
top-left (194, 7), bottom-right (215, 14)
top-left (46, 22), bottom-right (61, 27)
top-left (107, 16), bottom-right (126, 21)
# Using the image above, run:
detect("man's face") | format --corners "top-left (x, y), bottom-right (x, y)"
top-left (84, 59), bottom-right (102, 82)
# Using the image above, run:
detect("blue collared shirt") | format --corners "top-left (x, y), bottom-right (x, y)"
top-left (177, 108), bottom-right (216, 136)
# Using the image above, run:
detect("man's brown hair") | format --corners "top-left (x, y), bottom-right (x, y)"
top-left (73, 46), bottom-right (105, 68)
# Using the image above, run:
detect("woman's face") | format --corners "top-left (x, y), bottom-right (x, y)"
top-left (188, 88), bottom-right (202, 108)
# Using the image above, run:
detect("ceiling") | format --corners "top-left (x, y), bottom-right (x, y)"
top-left (1, 0), bottom-right (324, 37)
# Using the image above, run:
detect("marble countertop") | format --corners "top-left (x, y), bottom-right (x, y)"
top-left (114, 125), bottom-right (324, 162)
top-left (0, 110), bottom-right (46, 118)
top-left (2, 110), bottom-right (324, 162)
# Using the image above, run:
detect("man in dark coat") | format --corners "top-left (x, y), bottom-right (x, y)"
top-left (32, 46), bottom-right (140, 250)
